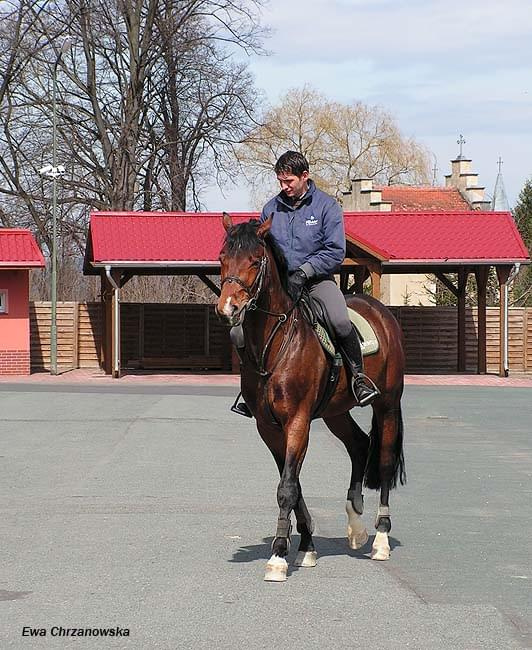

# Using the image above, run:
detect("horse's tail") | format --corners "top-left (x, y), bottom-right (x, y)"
top-left (364, 406), bottom-right (406, 490)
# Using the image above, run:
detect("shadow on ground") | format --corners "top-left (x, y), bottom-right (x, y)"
top-left (230, 534), bottom-right (402, 573)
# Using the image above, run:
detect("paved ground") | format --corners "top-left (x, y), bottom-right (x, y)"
top-left (0, 379), bottom-right (531, 649)
top-left (2, 367), bottom-right (532, 387)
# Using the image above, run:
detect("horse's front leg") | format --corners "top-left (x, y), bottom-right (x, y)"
top-left (264, 417), bottom-right (311, 582)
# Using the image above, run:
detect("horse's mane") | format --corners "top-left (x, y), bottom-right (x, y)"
top-left (224, 219), bottom-right (289, 291)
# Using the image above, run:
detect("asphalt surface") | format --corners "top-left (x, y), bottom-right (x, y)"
top-left (0, 384), bottom-right (531, 649)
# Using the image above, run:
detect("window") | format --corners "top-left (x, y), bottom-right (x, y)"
top-left (0, 290), bottom-right (7, 314)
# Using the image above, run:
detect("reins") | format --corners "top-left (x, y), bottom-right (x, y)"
top-left (222, 240), bottom-right (298, 377)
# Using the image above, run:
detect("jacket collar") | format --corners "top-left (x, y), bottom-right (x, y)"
top-left (276, 179), bottom-right (316, 211)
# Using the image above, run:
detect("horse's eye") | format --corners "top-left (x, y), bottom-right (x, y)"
top-left (251, 260), bottom-right (261, 268)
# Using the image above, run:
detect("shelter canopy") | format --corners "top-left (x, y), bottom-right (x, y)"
top-left (84, 210), bottom-right (529, 274)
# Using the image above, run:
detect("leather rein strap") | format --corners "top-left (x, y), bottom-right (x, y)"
top-left (221, 245), bottom-right (297, 377)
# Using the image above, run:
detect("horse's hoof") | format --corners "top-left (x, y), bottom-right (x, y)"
top-left (264, 556), bottom-right (288, 582)
top-left (293, 551), bottom-right (317, 567)
top-left (371, 532), bottom-right (390, 561)
top-left (348, 528), bottom-right (369, 550)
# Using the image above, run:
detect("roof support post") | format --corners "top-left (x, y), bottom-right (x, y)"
top-left (457, 268), bottom-right (468, 372)
top-left (339, 270), bottom-right (349, 293)
top-left (497, 265), bottom-right (513, 377)
top-left (105, 266), bottom-right (121, 379)
top-left (368, 262), bottom-right (382, 300)
top-left (101, 273), bottom-right (112, 375)
top-left (348, 267), bottom-right (366, 294)
top-left (198, 274), bottom-right (221, 297)
top-left (475, 267), bottom-right (489, 374)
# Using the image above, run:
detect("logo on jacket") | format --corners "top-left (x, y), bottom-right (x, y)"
top-left (305, 216), bottom-right (318, 226)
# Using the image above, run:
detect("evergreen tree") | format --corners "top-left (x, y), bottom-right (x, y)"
top-left (512, 179), bottom-right (532, 306)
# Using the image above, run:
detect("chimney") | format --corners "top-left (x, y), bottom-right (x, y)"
top-left (445, 158), bottom-right (491, 210)
top-left (342, 179), bottom-right (392, 212)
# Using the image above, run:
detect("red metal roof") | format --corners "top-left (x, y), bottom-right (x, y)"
top-left (85, 210), bottom-right (529, 269)
top-left (377, 186), bottom-right (471, 212)
top-left (87, 212), bottom-right (255, 265)
top-left (0, 229), bottom-right (45, 267)
top-left (344, 212), bottom-right (529, 263)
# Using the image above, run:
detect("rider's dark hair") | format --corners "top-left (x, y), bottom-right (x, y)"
top-left (274, 151), bottom-right (309, 177)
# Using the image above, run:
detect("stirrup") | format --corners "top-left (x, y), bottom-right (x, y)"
top-left (230, 392), bottom-right (253, 418)
top-left (352, 373), bottom-right (380, 407)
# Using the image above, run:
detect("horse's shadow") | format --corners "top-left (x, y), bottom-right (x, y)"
top-left (229, 534), bottom-right (401, 571)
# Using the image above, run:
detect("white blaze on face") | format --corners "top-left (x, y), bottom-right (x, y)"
top-left (222, 296), bottom-right (234, 317)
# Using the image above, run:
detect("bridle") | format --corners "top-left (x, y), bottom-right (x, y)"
top-left (220, 247), bottom-right (268, 315)
top-left (220, 240), bottom-right (297, 377)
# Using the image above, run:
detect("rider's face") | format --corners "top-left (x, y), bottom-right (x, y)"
top-left (276, 171), bottom-right (309, 199)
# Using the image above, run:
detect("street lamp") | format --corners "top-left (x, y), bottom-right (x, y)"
top-left (40, 41), bottom-right (70, 375)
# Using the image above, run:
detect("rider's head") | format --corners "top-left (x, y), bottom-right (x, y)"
top-left (274, 151), bottom-right (310, 199)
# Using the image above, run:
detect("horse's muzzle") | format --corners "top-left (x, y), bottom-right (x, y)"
top-left (215, 303), bottom-right (246, 327)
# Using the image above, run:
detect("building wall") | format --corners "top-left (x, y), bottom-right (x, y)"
top-left (0, 270), bottom-right (30, 374)
top-left (381, 274), bottom-right (436, 306)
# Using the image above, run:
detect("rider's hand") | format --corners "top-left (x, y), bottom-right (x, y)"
top-left (287, 269), bottom-right (307, 302)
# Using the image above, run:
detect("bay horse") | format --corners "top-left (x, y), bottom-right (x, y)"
top-left (217, 213), bottom-right (406, 582)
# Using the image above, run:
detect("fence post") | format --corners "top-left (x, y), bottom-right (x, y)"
top-left (72, 302), bottom-right (79, 369)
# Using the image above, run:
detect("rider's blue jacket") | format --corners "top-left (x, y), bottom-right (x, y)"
top-left (260, 180), bottom-right (346, 279)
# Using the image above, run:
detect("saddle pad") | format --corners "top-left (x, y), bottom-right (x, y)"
top-left (348, 307), bottom-right (379, 356)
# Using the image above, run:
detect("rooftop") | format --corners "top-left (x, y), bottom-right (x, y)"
top-left (0, 229), bottom-right (46, 268)
top-left (376, 186), bottom-right (471, 212)
top-left (84, 211), bottom-right (530, 272)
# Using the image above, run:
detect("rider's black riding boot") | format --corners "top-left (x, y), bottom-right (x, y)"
top-left (338, 327), bottom-right (380, 407)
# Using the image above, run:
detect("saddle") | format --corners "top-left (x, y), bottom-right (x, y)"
top-left (297, 292), bottom-right (379, 420)
top-left (300, 294), bottom-right (379, 358)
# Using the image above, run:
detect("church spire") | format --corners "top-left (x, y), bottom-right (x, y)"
top-left (491, 156), bottom-right (510, 211)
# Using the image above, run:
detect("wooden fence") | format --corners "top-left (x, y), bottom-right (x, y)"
top-left (30, 302), bottom-right (532, 374)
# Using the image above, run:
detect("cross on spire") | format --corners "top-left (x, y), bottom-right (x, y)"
top-left (497, 156), bottom-right (503, 173)
top-left (457, 134), bottom-right (466, 159)
top-left (432, 161), bottom-right (438, 186)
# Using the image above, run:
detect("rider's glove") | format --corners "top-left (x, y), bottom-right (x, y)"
top-left (287, 269), bottom-right (307, 302)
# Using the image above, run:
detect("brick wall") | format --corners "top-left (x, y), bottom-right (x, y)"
top-left (0, 349), bottom-right (30, 375)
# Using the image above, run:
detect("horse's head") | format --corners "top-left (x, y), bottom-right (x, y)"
top-left (216, 212), bottom-right (273, 326)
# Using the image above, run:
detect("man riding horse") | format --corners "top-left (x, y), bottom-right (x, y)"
top-left (231, 150), bottom-right (379, 416)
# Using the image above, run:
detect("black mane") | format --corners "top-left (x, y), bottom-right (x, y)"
top-left (224, 219), bottom-right (289, 290)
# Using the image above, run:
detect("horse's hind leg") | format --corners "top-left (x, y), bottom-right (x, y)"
top-left (293, 481), bottom-right (317, 568)
top-left (368, 405), bottom-right (405, 561)
top-left (323, 412), bottom-right (370, 549)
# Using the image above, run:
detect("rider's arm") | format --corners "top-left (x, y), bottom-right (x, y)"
top-left (299, 198), bottom-right (345, 279)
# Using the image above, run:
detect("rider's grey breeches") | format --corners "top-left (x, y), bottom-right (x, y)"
top-left (309, 279), bottom-right (352, 339)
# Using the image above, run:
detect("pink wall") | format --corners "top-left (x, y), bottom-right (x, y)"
top-left (0, 270), bottom-right (30, 350)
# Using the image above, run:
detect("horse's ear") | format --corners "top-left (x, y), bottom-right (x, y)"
top-left (257, 213), bottom-right (273, 239)
top-left (222, 212), bottom-right (233, 232)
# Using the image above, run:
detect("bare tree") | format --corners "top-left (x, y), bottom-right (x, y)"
top-left (0, 0), bottom-right (267, 299)
top-left (238, 85), bottom-right (431, 205)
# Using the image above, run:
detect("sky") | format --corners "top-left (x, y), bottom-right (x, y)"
top-left (204, 0), bottom-right (532, 212)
